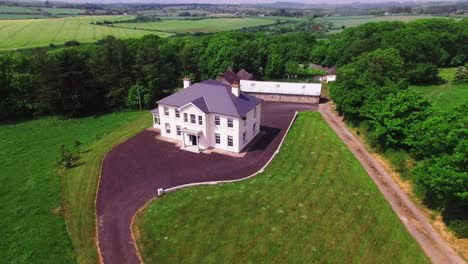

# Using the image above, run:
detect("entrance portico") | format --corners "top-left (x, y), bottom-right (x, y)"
top-left (181, 128), bottom-right (202, 153)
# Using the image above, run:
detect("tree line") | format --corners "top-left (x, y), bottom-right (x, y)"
top-left (326, 19), bottom-right (467, 237)
top-left (0, 32), bottom-right (315, 120)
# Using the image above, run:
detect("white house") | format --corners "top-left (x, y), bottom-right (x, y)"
top-left (151, 78), bottom-right (262, 153)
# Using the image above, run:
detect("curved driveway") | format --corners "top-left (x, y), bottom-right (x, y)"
top-left (96, 102), bottom-right (316, 264)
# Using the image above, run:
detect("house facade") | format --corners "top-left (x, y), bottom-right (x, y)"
top-left (152, 78), bottom-right (262, 153)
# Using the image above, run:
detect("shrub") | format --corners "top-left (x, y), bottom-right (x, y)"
top-left (64, 40), bottom-right (80, 47)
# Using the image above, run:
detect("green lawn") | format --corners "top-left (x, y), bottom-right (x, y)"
top-left (409, 68), bottom-right (468, 108)
top-left (0, 15), bottom-right (172, 51)
top-left (116, 17), bottom-right (278, 33)
top-left (0, 111), bottom-right (150, 263)
top-left (134, 112), bottom-right (429, 263)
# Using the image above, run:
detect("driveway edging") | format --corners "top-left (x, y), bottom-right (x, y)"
top-left (129, 111), bottom-right (300, 264)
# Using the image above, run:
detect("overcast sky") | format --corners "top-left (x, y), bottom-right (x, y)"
top-left (57, 0), bottom-right (462, 4)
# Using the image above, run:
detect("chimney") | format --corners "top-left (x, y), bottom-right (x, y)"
top-left (232, 81), bottom-right (240, 97)
top-left (183, 76), bottom-right (191, 89)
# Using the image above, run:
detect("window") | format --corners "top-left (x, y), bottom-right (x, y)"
top-left (184, 113), bottom-right (188, 123)
top-left (164, 107), bottom-right (169, 116)
top-left (190, 114), bottom-right (196, 124)
top-left (254, 107), bottom-right (257, 118)
top-left (176, 125), bottom-right (181, 136)
top-left (215, 133), bottom-right (220, 144)
top-left (253, 123), bottom-right (256, 133)
top-left (153, 114), bottom-right (160, 125)
top-left (215, 116), bottom-right (220, 126)
top-left (198, 116), bottom-right (203, 125)
top-left (243, 132), bottom-right (246, 142)
top-left (227, 118), bottom-right (233, 128)
top-left (165, 123), bottom-right (171, 134)
top-left (227, 135), bottom-right (233, 147)
top-left (175, 110), bottom-right (180, 118)
top-left (243, 116), bottom-right (247, 127)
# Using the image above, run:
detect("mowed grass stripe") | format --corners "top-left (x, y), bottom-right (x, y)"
top-left (62, 112), bottom-right (151, 264)
top-left (134, 112), bottom-right (429, 263)
top-left (0, 15), bottom-right (171, 50)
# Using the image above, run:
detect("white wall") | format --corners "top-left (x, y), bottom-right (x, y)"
top-left (158, 103), bottom-right (261, 153)
top-left (238, 104), bottom-right (261, 151)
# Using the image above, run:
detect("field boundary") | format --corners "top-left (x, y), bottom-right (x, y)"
top-left (130, 110), bottom-right (300, 263)
top-left (318, 102), bottom-right (465, 264)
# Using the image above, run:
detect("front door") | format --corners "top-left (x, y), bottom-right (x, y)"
top-left (190, 135), bottom-right (197, 146)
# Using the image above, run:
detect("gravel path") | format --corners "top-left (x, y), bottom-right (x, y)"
top-left (319, 103), bottom-right (465, 264)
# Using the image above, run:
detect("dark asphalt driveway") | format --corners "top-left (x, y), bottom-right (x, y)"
top-left (96, 102), bottom-right (316, 264)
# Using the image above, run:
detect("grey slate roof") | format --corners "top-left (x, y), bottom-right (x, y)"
top-left (156, 80), bottom-right (262, 117)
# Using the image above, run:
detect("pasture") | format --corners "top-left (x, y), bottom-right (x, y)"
top-left (134, 112), bottom-right (429, 263)
top-left (410, 68), bottom-right (468, 108)
top-left (319, 15), bottom-right (453, 32)
top-left (0, 111), bottom-right (149, 263)
top-left (115, 17), bottom-right (278, 33)
top-left (0, 15), bottom-right (171, 51)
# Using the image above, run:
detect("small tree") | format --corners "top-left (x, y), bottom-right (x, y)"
top-left (454, 66), bottom-right (468, 83)
top-left (59, 145), bottom-right (75, 168)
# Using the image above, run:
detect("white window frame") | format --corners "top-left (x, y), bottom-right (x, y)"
top-left (184, 113), bottom-right (188, 123)
top-left (190, 114), bottom-right (196, 124)
top-left (198, 116), bottom-right (203, 125)
top-left (165, 123), bottom-right (171, 134)
top-left (215, 116), bottom-right (220, 126)
top-left (176, 125), bottom-right (181, 136)
top-left (227, 118), bottom-right (233, 128)
top-left (227, 135), bottom-right (233, 147)
top-left (215, 133), bottom-right (221, 145)
top-left (164, 107), bottom-right (169, 116)
top-left (175, 110), bottom-right (180, 119)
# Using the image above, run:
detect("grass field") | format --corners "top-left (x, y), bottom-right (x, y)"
top-left (39, 7), bottom-right (85, 15)
top-left (0, 6), bottom-right (40, 14)
top-left (134, 112), bottom-right (429, 263)
top-left (0, 13), bottom-right (47, 19)
top-left (0, 15), bottom-right (172, 51)
top-left (116, 17), bottom-right (278, 33)
top-left (410, 68), bottom-right (468, 108)
top-left (319, 15), bottom-right (453, 33)
top-left (0, 111), bottom-right (149, 263)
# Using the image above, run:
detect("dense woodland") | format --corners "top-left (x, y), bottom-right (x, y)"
top-left (0, 18), bottom-right (467, 236)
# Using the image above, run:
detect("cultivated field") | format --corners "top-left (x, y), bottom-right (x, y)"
top-left (0, 111), bottom-right (148, 263)
top-left (0, 15), bottom-right (172, 51)
top-left (410, 68), bottom-right (468, 108)
top-left (319, 15), bottom-right (454, 33)
top-left (134, 112), bottom-right (429, 263)
top-left (115, 17), bottom-right (278, 33)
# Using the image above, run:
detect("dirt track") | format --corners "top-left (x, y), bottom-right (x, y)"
top-left (319, 103), bottom-right (465, 264)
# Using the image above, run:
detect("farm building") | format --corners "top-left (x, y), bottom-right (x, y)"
top-left (216, 68), bottom-right (322, 104)
top-left (240, 80), bottom-right (322, 104)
